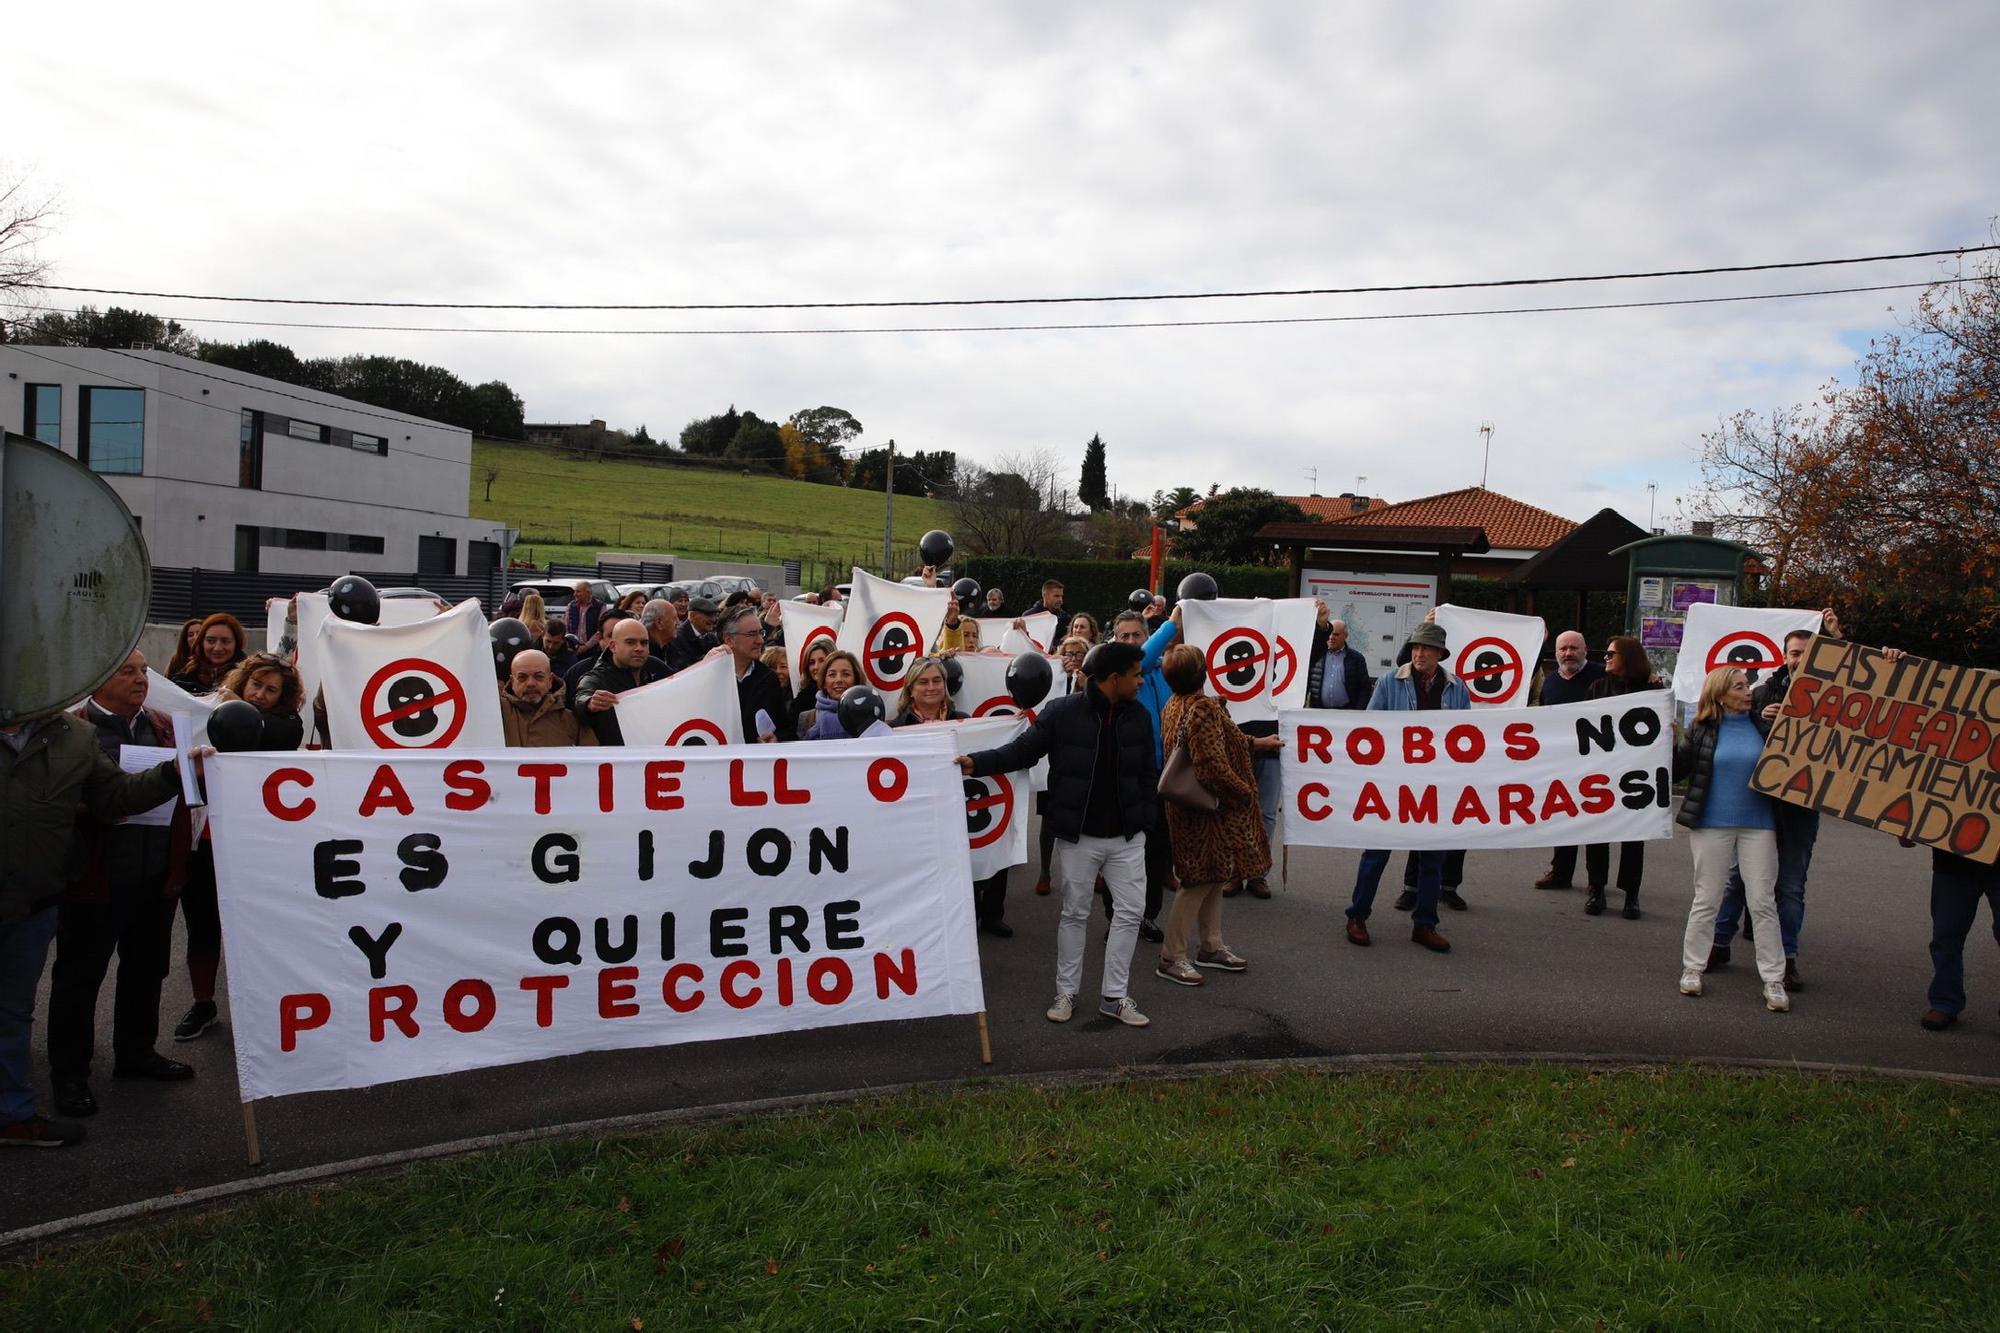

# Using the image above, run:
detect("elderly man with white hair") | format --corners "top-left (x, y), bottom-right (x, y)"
top-left (1531, 629), bottom-right (1607, 893)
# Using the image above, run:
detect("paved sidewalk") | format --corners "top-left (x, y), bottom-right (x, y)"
top-left (5, 814), bottom-right (1995, 1234)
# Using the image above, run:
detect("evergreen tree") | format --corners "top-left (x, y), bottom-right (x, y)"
top-left (1078, 433), bottom-right (1110, 511)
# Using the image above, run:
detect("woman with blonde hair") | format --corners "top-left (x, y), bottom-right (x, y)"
top-left (1674, 666), bottom-right (1790, 1011)
top-left (892, 658), bottom-right (965, 726)
top-left (1153, 644), bottom-right (1261, 985)
top-left (520, 590), bottom-right (547, 629)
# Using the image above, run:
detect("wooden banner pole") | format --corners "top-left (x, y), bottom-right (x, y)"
top-left (975, 1011), bottom-right (993, 1065)
top-left (242, 1102), bottom-right (263, 1167)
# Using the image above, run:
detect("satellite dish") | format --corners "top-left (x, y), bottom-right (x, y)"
top-left (1, 432), bottom-right (152, 723)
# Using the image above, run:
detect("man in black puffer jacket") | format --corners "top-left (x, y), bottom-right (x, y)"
top-left (960, 642), bottom-right (1157, 1029)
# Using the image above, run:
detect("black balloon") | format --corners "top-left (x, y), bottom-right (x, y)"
top-left (918, 529), bottom-right (955, 567)
top-left (489, 616), bottom-right (533, 678)
top-left (328, 575), bottom-right (381, 625)
top-left (1006, 651), bottom-right (1053, 706)
top-left (940, 655), bottom-right (964, 696)
top-left (837, 684), bottom-right (887, 738)
top-left (1176, 571), bottom-right (1219, 602)
top-left (952, 576), bottom-right (980, 603)
top-left (1127, 588), bottom-right (1153, 611)
top-left (207, 699), bottom-right (267, 753)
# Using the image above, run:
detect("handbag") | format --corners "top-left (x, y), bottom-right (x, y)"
top-left (1158, 706), bottom-right (1219, 813)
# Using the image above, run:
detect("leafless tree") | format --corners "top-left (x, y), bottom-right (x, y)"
top-left (482, 463), bottom-right (502, 501)
top-left (949, 447), bottom-right (1078, 558)
top-left (0, 174), bottom-right (54, 312)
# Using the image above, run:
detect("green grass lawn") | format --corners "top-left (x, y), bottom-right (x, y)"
top-left (7, 1066), bottom-right (1996, 1329)
top-left (470, 439), bottom-right (955, 578)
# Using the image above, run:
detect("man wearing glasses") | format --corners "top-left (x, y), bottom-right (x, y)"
top-left (720, 606), bottom-right (791, 742)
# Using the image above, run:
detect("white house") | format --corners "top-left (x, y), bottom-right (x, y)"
top-left (1, 345), bottom-right (505, 578)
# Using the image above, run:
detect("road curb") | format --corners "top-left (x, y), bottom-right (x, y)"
top-left (7, 1049), bottom-right (1998, 1252)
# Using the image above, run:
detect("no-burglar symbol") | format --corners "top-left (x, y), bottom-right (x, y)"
top-left (667, 718), bottom-right (730, 746)
top-left (1457, 636), bottom-right (1524, 704)
top-left (1205, 627), bottom-right (1271, 703)
top-left (1706, 630), bottom-right (1785, 684)
top-left (1272, 635), bottom-right (1300, 698)
top-left (965, 772), bottom-right (1015, 849)
top-left (863, 612), bottom-right (924, 690)
top-left (361, 658), bottom-right (468, 749)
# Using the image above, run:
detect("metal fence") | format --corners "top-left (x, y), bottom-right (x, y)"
top-left (149, 568), bottom-right (507, 627)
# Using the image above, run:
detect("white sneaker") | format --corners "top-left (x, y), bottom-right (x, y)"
top-left (1046, 993), bottom-right (1075, 1023)
top-left (1764, 984), bottom-right (1791, 1012)
top-left (1100, 996), bottom-right (1150, 1027)
top-left (1679, 970), bottom-right (1704, 997)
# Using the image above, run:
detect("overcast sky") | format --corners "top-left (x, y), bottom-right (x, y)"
top-left (10, 2), bottom-right (1997, 528)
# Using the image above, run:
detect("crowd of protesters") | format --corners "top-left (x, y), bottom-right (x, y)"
top-left (3, 570), bottom-right (1994, 1151)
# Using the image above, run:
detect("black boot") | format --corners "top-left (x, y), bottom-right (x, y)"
top-left (1621, 889), bottom-right (1641, 920)
top-left (1584, 887), bottom-right (1606, 916)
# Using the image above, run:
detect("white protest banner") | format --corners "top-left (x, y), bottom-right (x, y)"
top-left (143, 672), bottom-right (213, 808)
top-left (1270, 598), bottom-right (1320, 711)
top-left (317, 599), bottom-right (505, 751)
top-left (265, 599), bottom-right (289, 655)
top-left (293, 591), bottom-right (330, 743)
top-left (1020, 611), bottom-right (1059, 652)
top-left (1671, 602), bottom-right (1822, 701)
top-left (614, 653), bottom-right (744, 747)
top-left (1278, 695), bottom-right (1675, 850)
top-left (1434, 604), bottom-right (1548, 708)
top-left (780, 599), bottom-right (845, 689)
top-left (948, 717), bottom-right (1033, 879)
top-left (204, 735), bottom-right (984, 1099)
top-left (1180, 597), bottom-right (1279, 724)
top-left (836, 568), bottom-right (953, 694)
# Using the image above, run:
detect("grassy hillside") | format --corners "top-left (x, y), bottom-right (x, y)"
top-left (470, 439), bottom-right (954, 582)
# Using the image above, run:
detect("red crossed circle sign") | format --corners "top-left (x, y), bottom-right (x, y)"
top-left (1271, 634), bottom-right (1300, 697)
top-left (667, 717), bottom-right (730, 746)
top-left (1706, 630), bottom-right (1785, 676)
top-left (964, 772), bottom-right (1016, 849)
top-left (1205, 627), bottom-right (1272, 703)
top-left (1456, 635), bottom-right (1524, 704)
top-left (862, 611), bottom-right (924, 690)
top-left (801, 623), bottom-right (838, 658)
top-left (361, 657), bottom-right (468, 749)
top-left (974, 695), bottom-right (1042, 724)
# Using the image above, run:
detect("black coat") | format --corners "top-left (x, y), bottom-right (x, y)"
top-left (1672, 715), bottom-right (1730, 830)
top-left (1538, 660), bottom-right (1606, 705)
top-left (968, 684), bottom-right (1157, 842)
top-left (666, 621), bottom-right (719, 675)
top-left (573, 656), bottom-right (670, 745)
top-left (736, 659), bottom-right (792, 741)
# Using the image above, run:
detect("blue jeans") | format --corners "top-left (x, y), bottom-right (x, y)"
top-left (1714, 805), bottom-right (1819, 956)
top-left (1252, 751), bottom-right (1280, 855)
top-left (1, 907), bottom-right (59, 1123)
top-left (1927, 852), bottom-right (2000, 1018)
top-left (1350, 849), bottom-right (1441, 929)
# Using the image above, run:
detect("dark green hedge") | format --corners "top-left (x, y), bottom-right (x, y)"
top-left (958, 556), bottom-right (1288, 621)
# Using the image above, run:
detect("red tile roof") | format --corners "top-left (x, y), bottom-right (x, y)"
top-left (1177, 493), bottom-right (1386, 522)
top-left (1344, 487), bottom-right (1577, 551)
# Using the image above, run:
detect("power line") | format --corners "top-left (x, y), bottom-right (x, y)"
top-left (18, 244), bottom-right (1989, 312)
top-left (18, 277), bottom-right (1974, 338)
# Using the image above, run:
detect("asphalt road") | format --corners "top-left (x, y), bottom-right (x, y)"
top-left (6, 812), bottom-right (1997, 1234)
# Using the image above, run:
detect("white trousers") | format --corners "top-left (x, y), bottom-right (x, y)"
top-left (1684, 827), bottom-right (1784, 985)
top-left (1051, 833), bottom-right (1147, 1002)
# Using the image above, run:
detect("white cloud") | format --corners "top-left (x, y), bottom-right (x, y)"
top-left (11, 1), bottom-right (1997, 529)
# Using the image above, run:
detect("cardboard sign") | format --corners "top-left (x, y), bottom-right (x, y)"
top-left (1751, 638), bottom-right (2000, 863)
top-left (204, 732), bottom-right (984, 1100)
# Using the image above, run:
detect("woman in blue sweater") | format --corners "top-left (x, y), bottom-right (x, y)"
top-left (1674, 666), bottom-right (1790, 1011)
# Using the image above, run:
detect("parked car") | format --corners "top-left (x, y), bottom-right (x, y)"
top-left (615, 582), bottom-right (673, 604)
top-left (511, 578), bottom-right (616, 608)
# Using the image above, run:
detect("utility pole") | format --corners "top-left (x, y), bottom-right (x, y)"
top-left (882, 438), bottom-right (895, 577)
top-left (1478, 422), bottom-right (1494, 488)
